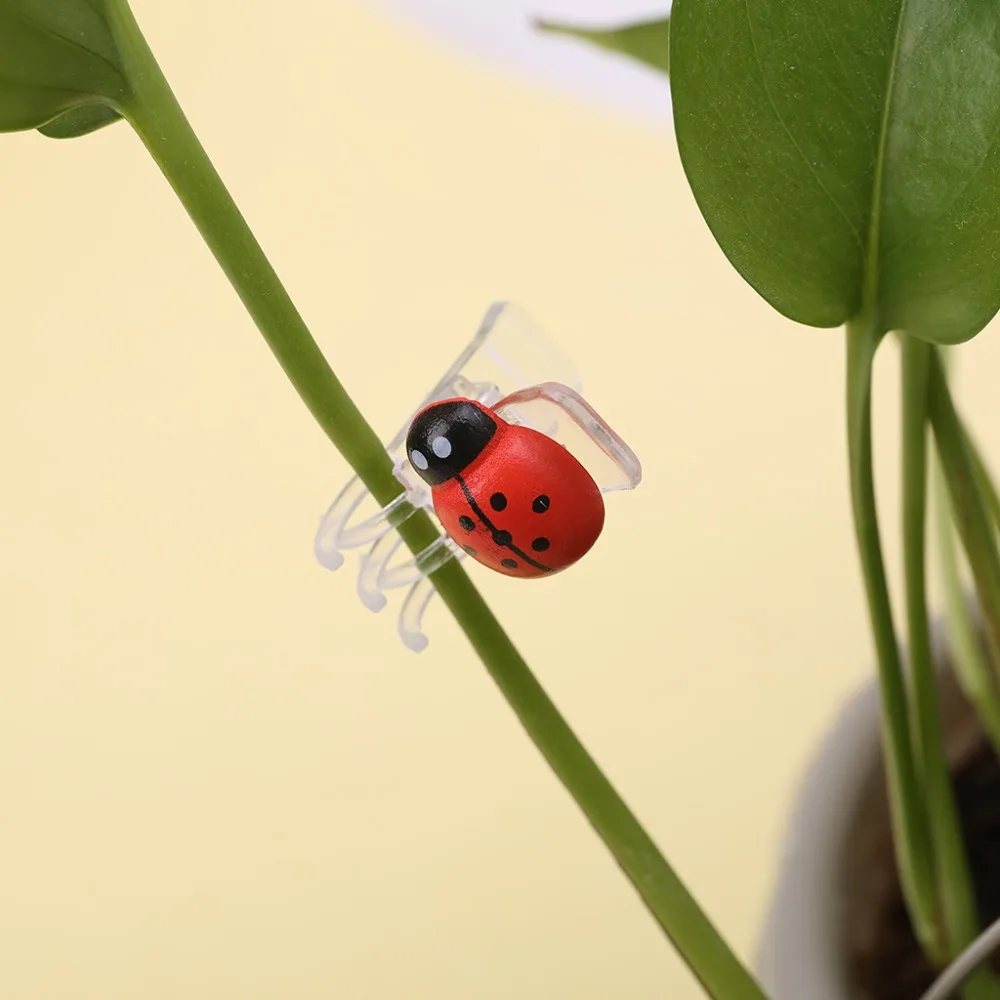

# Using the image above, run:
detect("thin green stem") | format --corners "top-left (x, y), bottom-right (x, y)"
top-left (965, 431), bottom-right (1000, 545)
top-left (927, 353), bottom-right (1000, 686)
top-left (902, 334), bottom-right (937, 782)
top-left (100, 4), bottom-right (769, 998)
top-left (846, 317), bottom-right (942, 961)
top-left (900, 336), bottom-right (982, 969)
top-left (932, 448), bottom-right (1000, 753)
top-left (932, 351), bottom-right (1000, 747)
top-left (960, 413), bottom-right (1000, 698)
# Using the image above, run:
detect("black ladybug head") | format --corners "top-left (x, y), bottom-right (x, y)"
top-left (406, 398), bottom-right (497, 486)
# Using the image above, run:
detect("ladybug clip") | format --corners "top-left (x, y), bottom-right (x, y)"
top-left (314, 302), bottom-right (641, 652)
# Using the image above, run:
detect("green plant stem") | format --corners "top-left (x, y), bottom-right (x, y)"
top-left (965, 430), bottom-right (1000, 541)
top-left (927, 352), bottom-right (1000, 686)
top-left (900, 336), bottom-right (982, 967)
top-left (902, 334), bottom-right (938, 783)
top-left (933, 448), bottom-right (1000, 753)
top-left (846, 317), bottom-right (942, 961)
top-left (101, 4), bottom-right (769, 998)
top-left (932, 342), bottom-right (1000, 753)
top-left (898, 344), bottom-right (1000, 999)
top-left (960, 415), bottom-right (1000, 699)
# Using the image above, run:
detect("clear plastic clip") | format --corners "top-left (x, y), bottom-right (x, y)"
top-left (314, 302), bottom-right (641, 652)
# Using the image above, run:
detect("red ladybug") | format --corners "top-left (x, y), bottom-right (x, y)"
top-left (405, 396), bottom-right (605, 578)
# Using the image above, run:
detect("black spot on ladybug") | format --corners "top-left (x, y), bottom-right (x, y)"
top-left (493, 529), bottom-right (513, 546)
top-left (459, 515), bottom-right (475, 531)
top-left (501, 558), bottom-right (518, 569)
top-left (532, 494), bottom-right (550, 513)
top-left (490, 492), bottom-right (508, 511)
top-left (463, 544), bottom-right (477, 555)
top-left (531, 537), bottom-right (550, 552)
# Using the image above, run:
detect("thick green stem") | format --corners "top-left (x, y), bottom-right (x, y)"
top-left (927, 353), bottom-right (1000, 686)
top-left (846, 317), bottom-right (942, 961)
top-left (900, 337), bottom-right (981, 968)
top-left (101, 4), bottom-right (768, 998)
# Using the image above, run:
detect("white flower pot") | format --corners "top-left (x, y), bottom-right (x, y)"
top-left (755, 675), bottom-right (882, 1000)
top-left (755, 631), bottom-right (987, 1000)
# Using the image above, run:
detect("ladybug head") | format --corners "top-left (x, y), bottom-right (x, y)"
top-left (406, 397), bottom-right (498, 486)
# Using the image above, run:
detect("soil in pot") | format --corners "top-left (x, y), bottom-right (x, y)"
top-left (845, 655), bottom-right (1000, 1000)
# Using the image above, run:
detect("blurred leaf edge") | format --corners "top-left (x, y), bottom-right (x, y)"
top-left (533, 15), bottom-right (670, 77)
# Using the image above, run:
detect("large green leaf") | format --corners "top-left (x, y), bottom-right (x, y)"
top-left (0, 0), bottom-right (127, 136)
top-left (535, 16), bottom-right (670, 77)
top-left (671, 0), bottom-right (1000, 344)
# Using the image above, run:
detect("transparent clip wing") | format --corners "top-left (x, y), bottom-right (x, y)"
top-left (313, 301), bottom-right (640, 652)
top-left (494, 381), bottom-right (641, 494)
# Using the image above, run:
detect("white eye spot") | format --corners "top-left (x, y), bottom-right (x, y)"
top-left (431, 436), bottom-right (452, 459)
top-left (410, 449), bottom-right (428, 470)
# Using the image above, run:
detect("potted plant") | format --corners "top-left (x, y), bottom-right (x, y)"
top-left (535, 5), bottom-right (1000, 1000)
top-left (5, 2), bottom-right (1000, 999)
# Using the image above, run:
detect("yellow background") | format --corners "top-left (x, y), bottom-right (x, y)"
top-left (3, 1), bottom-right (1000, 997)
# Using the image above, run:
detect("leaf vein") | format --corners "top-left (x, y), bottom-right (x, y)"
top-left (864, 0), bottom-right (910, 309)
top-left (741, 0), bottom-right (863, 251)
top-left (882, 132), bottom-right (1000, 265)
top-left (2, 4), bottom-right (124, 90)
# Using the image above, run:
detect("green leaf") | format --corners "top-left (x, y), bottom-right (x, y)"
top-left (534, 16), bottom-right (669, 77)
top-left (670, 0), bottom-right (1000, 344)
top-left (38, 103), bottom-right (123, 138)
top-left (0, 0), bottom-right (127, 136)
